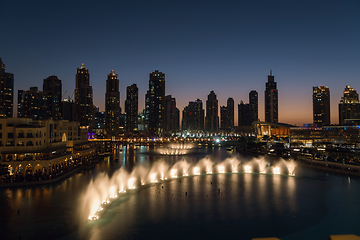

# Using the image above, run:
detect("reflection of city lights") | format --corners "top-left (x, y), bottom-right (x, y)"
top-left (245, 165), bottom-right (252, 173)
top-left (218, 165), bottom-right (225, 173)
top-left (273, 167), bottom-right (280, 175)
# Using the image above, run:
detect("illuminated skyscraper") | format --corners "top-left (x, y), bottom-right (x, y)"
top-left (264, 70), bottom-right (278, 123)
top-left (249, 90), bottom-right (258, 122)
top-left (75, 63), bottom-right (93, 129)
top-left (43, 75), bottom-right (62, 120)
top-left (0, 58), bottom-right (14, 117)
top-left (313, 86), bottom-right (330, 127)
top-left (205, 91), bottom-right (219, 132)
top-left (339, 85), bottom-right (360, 125)
top-left (148, 70), bottom-right (165, 136)
top-left (125, 84), bottom-right (138, 132)
top-left (105, 70), bottom-right (120, 136)
top-left (20, 87), bottom-right (47, 120)
top-left (164, 95), bottom-right (179, 133)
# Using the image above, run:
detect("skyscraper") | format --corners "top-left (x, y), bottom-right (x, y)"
top-left (75, 63), bottom-right (94, 129)
top-left (0, 58), bottom-right (14, 117)
top-left (164, 95), bottom-right (180, 133)
top-left (313, 86), bottom-right (330, 127)
top-left (43, 75), bottom-right (62, 120)
top-left (339, 85), bottom-right (360, 125)
top-left (220, 106), bottom-right (228, 129)
top-left (238, 101), bottom-right (251, 126)
top-left (17, 90), bottom-right (25, 118)
top-left (264, 70), bottom-right (278, 123)
top-left (182, 99), bottom-right (204, 131)
top-left (125, 84), bottom-right (138, 132)
top-left (148, 70), bottom-right (165, 136)
top-left (20, 87), bottom-right (47, 120)
top-left (249, 90), bottom-right (258, 122)
top-left (227, 98), bottom-right (234, 129)
top-left (205, 91), bottom-right (219, 132)
top-left (105, 70), bottom-right (120, 136)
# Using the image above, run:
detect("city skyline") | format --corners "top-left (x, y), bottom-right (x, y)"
top-left (1, 0), bottom-right (359, 126)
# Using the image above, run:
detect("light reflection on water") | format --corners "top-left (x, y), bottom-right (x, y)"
top-left (1, 148), bottom-right (360, 240)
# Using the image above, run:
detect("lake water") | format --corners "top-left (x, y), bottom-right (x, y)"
top-left (1, 146), bottom-right (360, 240)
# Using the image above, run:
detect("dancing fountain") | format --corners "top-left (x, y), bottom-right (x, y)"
top-left (82, 157), bottom-right (297, 221)
top-left (158, 142), bottom-right (194, 155)
top-left (256, 159), bottom-right (268, 174)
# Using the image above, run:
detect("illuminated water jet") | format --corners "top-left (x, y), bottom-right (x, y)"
top-left (244, 165), bottom-right (252, 173)
top-left (273, 166), bottom-right (280, 175)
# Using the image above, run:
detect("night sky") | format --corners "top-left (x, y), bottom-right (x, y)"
top-left (1, 0), bottom-right (359, 126)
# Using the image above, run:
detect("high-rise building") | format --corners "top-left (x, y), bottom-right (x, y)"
top-left (249, 90), bottom-right (258, 122)
top-left (43, 75), bottom-right (62, 120)
top-left (74, 63), bottom-right (94, 129)
top-left (125, 84), bottom-right (138, 132)
top-left (339, 85), bottom-right (360, 125)
top-left (62, 99), bottom-right (75, 122)
top-left (0, 58), bottom-right (14, 117)
top-left (182, 99), bottom-right (204, 131)
top-left (20, 87), bottom-right (47, 120)
top-left (220, 106), bottom-right (228, 129)
top-left (164, 95), bottom-right (180, 133)
top-left (265, 70), bottom-right (278, 123)
top-left (313, 86), bottom-right (330, 127)
top-left (17, 90), bottom-right (25, 118)
top-left (105, 70), bottom-right (120, 136)
top-left (148, 70), bottom-right (165, 136)
top-left (227, 98), bottom-right (234, 129)
top-left (205, 91), bottom-right (219, 132)
top-left (238, 101), bottom-right (251, 126)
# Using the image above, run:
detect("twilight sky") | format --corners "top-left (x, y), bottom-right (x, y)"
top-left (1, 0), bottom-right (359, 126)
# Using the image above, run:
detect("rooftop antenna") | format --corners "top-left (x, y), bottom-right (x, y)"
top-left (270, 69), bottom-right (272, 76)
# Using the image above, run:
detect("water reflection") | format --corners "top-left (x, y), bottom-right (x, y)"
top-left (1, 148), bottom-right (359, 240)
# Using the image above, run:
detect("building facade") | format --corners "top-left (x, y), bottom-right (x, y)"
top-left (125, 84), bottom-right (138, 132)
top-left (148, 70), bottom-right (165, 136)
top-left (74, 63), bottom-right (93, 129)
top-left (205, 91), bottom-right (219, 132)
top-left (265, 70), bottom-right (278, 123)
top-left (313, 86), bottom-right (330, 127)
top-left (105, 70), bottom-right (120, 136)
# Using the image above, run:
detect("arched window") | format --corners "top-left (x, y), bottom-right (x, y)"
top-left (26, 141), bottom-right (33, 146)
